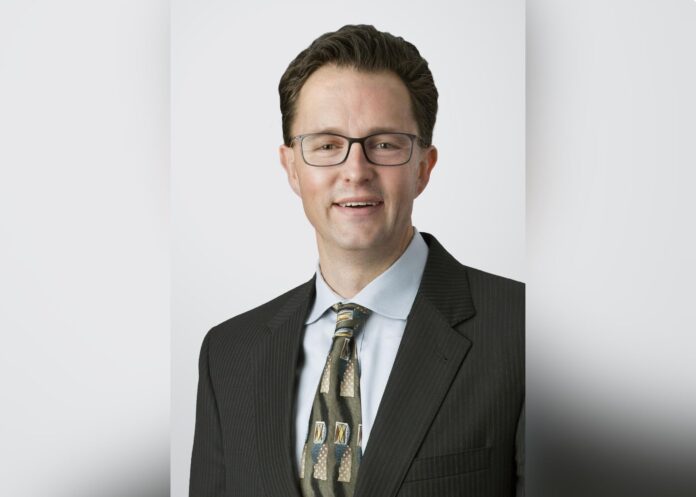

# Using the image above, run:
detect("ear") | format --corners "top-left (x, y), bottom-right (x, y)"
top-left (415, 145), bottom-right (438, 197)
top-left (279, 144), bottom-right (302, 197)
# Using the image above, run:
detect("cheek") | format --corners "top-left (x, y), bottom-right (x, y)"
top-left (383, 170), bottom-right (420, 206)
top-left (297, 171), bottom-right (332, 208)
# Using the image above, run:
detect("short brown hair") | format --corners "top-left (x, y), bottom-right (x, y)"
top-left (279, 24), bottom-right (438, 147)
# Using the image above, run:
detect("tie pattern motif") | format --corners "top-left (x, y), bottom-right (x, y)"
top-left (300, 303), bottom-right (369, 497)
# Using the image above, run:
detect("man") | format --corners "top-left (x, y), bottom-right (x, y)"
top-left (190, 24), bottom-right (524, 497)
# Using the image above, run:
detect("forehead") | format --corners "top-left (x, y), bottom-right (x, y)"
top-left (293, 65), bottom-right (416, 135)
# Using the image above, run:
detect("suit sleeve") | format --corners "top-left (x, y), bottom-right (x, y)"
top-left (189, 330), bottom-right (226, 497)
top-left (515, 401), bottom-right (525, 497)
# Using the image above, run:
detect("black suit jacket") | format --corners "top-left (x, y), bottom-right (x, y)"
top-left (190, 233), bottom-right (525, 497)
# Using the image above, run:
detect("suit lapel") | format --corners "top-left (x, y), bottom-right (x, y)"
top-left (254, 279), bottom-right (315, 497)
top-left (354, 233), bottom-right (477, 497)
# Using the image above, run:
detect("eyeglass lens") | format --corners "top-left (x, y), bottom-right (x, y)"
top-left (301, 133), bottom-right (413, 166)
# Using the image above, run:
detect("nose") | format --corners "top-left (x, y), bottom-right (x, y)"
top-left (341, 141), bottom-right (375, 183)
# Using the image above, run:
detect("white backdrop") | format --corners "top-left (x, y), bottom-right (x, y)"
top-left (172, 0), bottom-right (524, 495)
top-left (0, 1), bottom-right (169, 496)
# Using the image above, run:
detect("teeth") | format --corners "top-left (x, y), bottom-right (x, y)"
top-left (339, 201), bottom-right (379, 207)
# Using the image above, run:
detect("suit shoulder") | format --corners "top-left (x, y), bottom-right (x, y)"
top-left (421, 232), bottom-right (523, 300)
top-left (463, 264), bottom-right (525, 297)
top-left (454, 266), bottom-right (525, 316)
top-left (460, 264), bottom-right (524, 325)
top-left (205, 279), bottom-right (313, 346)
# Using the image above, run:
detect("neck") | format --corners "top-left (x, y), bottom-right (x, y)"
top-left (318, 226), bottom-right (414, 299)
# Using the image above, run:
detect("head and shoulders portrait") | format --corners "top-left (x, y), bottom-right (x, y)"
top-left (175, 9), bottom-right (524, 497)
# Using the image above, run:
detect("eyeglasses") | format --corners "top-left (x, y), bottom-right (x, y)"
top-left (290, 132), bottom-right (426, 167)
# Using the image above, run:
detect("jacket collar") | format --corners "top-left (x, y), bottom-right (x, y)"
top-left (417, 232), bottom-right (476, 327)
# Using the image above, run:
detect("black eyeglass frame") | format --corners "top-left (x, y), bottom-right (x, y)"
top-left (289, 132), bottom-right (429, 167)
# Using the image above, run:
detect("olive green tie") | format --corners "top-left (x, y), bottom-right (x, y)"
top-left (300, 303), bottom-right (370, 497)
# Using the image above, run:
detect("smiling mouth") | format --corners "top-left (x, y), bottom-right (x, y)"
top-left (335, 201), bottom-right (383, 208)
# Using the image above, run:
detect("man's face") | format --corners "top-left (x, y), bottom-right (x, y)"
top-left (280, 65), bottom-right (437, 258)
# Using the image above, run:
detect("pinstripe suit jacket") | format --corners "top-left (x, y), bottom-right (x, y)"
top-left (190, 233), bottom-right (525, 497)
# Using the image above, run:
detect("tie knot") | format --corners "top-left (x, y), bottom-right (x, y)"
top-left (331, 303), bottom-right (370, 338)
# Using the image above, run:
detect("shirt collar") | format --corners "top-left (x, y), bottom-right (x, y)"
top-left (305, 228), bottom-right (429, 324)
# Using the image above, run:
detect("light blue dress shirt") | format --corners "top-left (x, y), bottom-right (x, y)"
top-left (294, 229), bottom-right (429, 469)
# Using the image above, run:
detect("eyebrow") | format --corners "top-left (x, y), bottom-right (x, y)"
top-left (307, 127), bottom-right (412, 136)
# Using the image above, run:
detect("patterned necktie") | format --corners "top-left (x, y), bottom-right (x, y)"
top-left (300, 303), bottom-right (370, 497)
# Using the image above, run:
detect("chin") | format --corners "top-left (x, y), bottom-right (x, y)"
top-left (336, 237), bottom-right (379, 252)
top-left (331, 231), bottom-right (384, 252)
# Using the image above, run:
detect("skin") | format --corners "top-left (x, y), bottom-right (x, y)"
top-left (279, 65), bottom-right (438, 298)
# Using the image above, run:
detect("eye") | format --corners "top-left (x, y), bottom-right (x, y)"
top-left (371, 140), bottom-right (404, 151)
top-left (306, 135), bottom-right (345, 152)
top-left (367, 134), bottom-right (411, 152)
